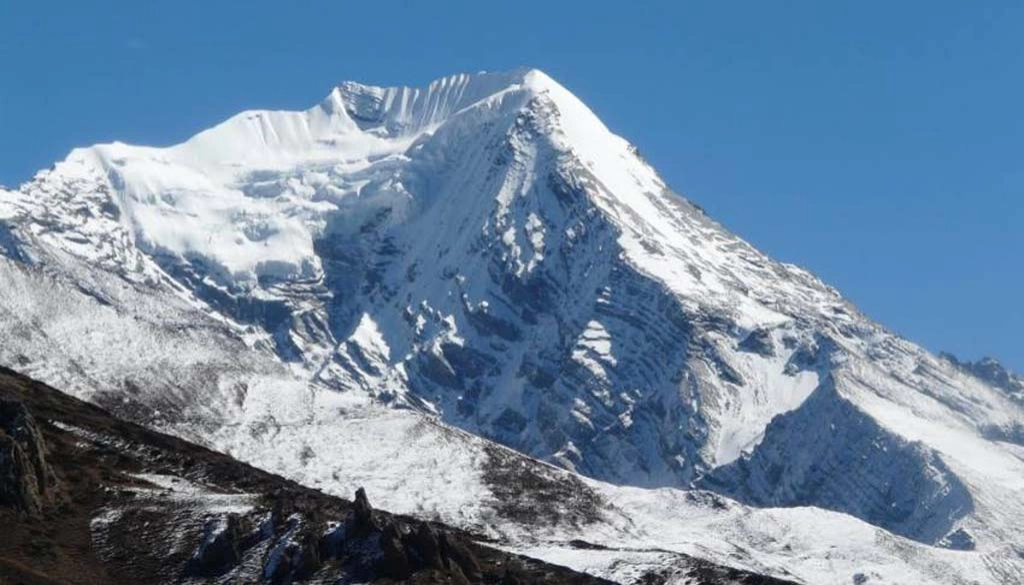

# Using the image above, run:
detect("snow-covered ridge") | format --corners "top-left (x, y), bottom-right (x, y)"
top-left (2, 68), bottom-right (1024, 584)
top-left (81, 69), bottom-right (558, 174)
top-left (21, 69), bottom-right (581, 289)
top-left (333, 69), bottom-right (549, 135)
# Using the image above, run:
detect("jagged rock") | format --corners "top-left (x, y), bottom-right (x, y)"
top-left (0, 434), bottom-right (40, 514)
top-left (263, 527), bottom-right (322, 585)
top-left (439, 532), bottom-right (483, 580)
top-left (406, 523), bottom-right (444, 569)
top-left (372, 515), bottom-right (483, 582)
top-left (318, 522), bottom-right (346, 559)
top-left (291, 529), bottom-right (322, 580)
top-left (351, 486), bottom-right (376, 535)
top-left (380, 521), bottom-right (411, 578)
top-left (940, 527), bottom-right (976, 551)
top-left (0, 398), bottom-right (60, 515)
top-left (189, 513), bottom-right (254, 576)
top-left (942, 353), bottom-right (1024, 401)
top-left (738, 328), bottom-right (776, 357)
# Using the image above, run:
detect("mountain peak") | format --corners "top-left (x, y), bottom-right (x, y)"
top-left (323, 68), bottom-right (567, 137)
top-left (13, 68), bottom-right (616, 291)
top-left (58, 69), bottom-right (571, 180)
top-left (5, 69), bottom-right (1024, 584)
top-left (331, 67), bottom-right (557, 103)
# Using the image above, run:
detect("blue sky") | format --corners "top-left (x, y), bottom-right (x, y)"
top-left (2, 1), bottom-right (1021, 370)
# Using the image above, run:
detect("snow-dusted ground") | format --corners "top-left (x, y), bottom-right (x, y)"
top-left (205, 385), bottom-right (1019, 585)
top-left (2, 69), bottom-right (1023, 583)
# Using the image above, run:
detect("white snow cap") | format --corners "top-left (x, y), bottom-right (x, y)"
top-left (328, 68), bottom-right (566, 134)
top-left (43, 69), bottom-right (612, 291)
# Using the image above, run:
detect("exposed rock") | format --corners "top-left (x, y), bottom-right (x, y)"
top-left (318, 521), bottom-right (346, 559)
top-left (351, 486), bottom-right (376, 535)
top-left (482, 443), bottom-right (605, 528)
top-left (188, 513), bottom-right (254, 576)
top-left (262, 525), bottom-right (322, 585)
top-left (0, 367), bottom-right (622, 585)
top-left (406, 522), bottom-right (444, 569)
top-left (290, 529), bottom-right (323, 580)
top-left (738, 328), bottom-right (776, 357)
top-left (380, 521), bottom-right (412, 578)
top-left (0, 434), bottom-right (40, 514)
top-left (705, 378), bottom-right (974, 544)
top-left (939, 527), bottom-right (976, 551)
top-left (439, 531), bottom-right (483, 580)
top-left (366, 494), bottom-right (482, 581)
top-left (0, 398), bottom-right (60, 515)
top-left (942, 353), bottom-right (1024, 401)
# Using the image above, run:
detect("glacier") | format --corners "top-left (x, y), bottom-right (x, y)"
top-left (1, 68), bottom-right (1022, 584)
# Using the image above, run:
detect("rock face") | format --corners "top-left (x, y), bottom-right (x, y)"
top-left (737, 328), bottom-right (776, 358)
top-left (348, 486), bottom-right (484, 581)
top-left (0, 398), bottom-right (60, 515)
top-left (704, 378), bottom-right (974, 545)
top-left (942, 353), bottom-right (1024, 402)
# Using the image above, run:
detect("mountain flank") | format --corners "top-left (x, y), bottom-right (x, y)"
top-left (0, 366), bottom-right (792, 585)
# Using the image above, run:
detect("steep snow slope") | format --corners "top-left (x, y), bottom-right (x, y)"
top-left (0, 69), bottom-right (835, 486)
top-left (1, 69), bottom-right (1023, 583)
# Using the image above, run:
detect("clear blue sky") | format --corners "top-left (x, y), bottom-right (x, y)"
top-left (2, 1), bottom-right (1021, 371)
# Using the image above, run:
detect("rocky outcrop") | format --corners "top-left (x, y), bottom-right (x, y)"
top-left (375, 518), bottom-right (483, 582)
top-left (737, 328), bottom-right (776, 358)
top-left (0, 397), bottom-right (60, 515)
top-left (188, 513), bottom-right (259, 576)
top-left (262, 527), bottom-right (322, 585)
top-left (351, 486), bottom-right (376, 534)
top-left (942, 353), bottom-right (1024, 402)
top-left (348, 487), bottom-right (484, 581)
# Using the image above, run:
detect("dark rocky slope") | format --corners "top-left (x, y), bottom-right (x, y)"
top-left (0, 366), bottom-right (794, 585)
top-left (0, 366), bottom-right (608, 585)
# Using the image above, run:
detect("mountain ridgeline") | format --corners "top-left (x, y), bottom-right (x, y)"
top-left (0, 69), bottom-right (1022, 584)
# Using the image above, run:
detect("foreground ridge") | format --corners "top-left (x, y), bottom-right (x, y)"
top-left (0, 366), bottom-right (631, 584)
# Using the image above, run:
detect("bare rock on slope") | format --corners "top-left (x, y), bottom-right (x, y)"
top-left (0, 397), bottom-right (61, 515)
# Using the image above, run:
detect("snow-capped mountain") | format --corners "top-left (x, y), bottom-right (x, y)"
top-left (1, 69), bottom-right (1022, 584)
